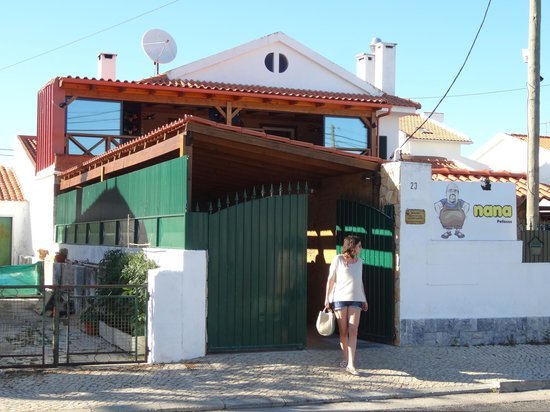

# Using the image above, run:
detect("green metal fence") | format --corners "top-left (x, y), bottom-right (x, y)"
top-left (188, 183), bottom-right (308, 352)
top-left (336, 200), bottom-right (395, 344)
top-left (0, 284), bottom-right (148, 368)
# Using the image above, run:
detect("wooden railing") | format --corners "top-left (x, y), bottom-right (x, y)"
top-left (65, 133), bottom-right (137, 155)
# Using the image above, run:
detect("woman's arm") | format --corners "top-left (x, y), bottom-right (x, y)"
top-left (324, 276), bottom-right (335, 309)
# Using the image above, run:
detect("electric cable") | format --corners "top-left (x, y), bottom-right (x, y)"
top-left (0, 0), bottom-right (180, 72)
top-left (395, 0), bottom-right (492, 159)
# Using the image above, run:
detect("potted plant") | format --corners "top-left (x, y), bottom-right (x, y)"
top-left (80, 303), bottom-right (100, 336)
top-left (55, 248), bottom-right (68, 263)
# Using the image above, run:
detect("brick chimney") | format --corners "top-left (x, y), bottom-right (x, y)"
top-left (97, 53), bottom-right (117, 80)
top-left (356, 38), bottom-right (396, 95)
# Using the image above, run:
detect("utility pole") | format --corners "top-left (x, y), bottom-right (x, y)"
top-left (526, 0), bottom-right (541, 228)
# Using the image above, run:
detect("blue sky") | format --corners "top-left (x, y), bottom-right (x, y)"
top-left (0, 0), bottom-right (547, 164)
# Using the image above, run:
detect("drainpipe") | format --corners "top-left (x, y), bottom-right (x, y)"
top-left (375, 107), bottom-right (392, 158)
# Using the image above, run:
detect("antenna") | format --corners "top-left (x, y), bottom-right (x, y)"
top-left (141, 29), bottom-right (177, 75)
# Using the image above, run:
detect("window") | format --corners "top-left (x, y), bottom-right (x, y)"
top-left (324, 116), bottom-right (369, 153)
top-left (66, 99), bottom-right (122, 155)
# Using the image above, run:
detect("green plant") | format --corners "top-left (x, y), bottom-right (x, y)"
top-left (96, 249), bottom-right (157, 336)
top-left (98, 249), bottom-right (131, 286)
top-left (121, 251), bottom-right (158, 334)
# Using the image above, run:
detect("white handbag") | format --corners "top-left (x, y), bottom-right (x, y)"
top-left (316, 308), bottom-right (336, 336)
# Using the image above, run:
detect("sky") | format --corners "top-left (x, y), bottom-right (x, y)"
top-left (0, 0), bottom-right (547, 165)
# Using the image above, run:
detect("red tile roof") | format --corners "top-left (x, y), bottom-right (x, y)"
top-left (510, 133), bottom-right (550, 151)
top-left (59, 76), bottom-right (421, 109)
top-left (432, 167), bottom-right (550, 203)
top-left (60, 115), bottom-right (384, 180)
top-left (0, 165), bottom-right (24, 201)
top-left (17, 135), bottom-right (37, 167)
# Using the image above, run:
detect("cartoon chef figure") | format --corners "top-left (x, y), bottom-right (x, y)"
top-left (434, 182), bottom-right (470, 239)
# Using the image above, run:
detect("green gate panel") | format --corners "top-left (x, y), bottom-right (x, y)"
top-left (0, 217), bottom-right (13, 266)
top-left (207, 188), bottom-right (308, 352)
top-left (336, 200), bottom-right (395, 344)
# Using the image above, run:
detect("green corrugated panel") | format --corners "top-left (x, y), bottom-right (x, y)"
top-left (185, 212), bottom-right (209, 250)
top-left (137, 218), bottom-right (158, 247)
top-left (56, 157), bottom-right (187, 224)
top-left (55, 190), bottom-right (77, 225)
top-left (158, 216), bottom-right (185, 248)
top-left (116, 157), bottom-right (186, 218)
top-left (208, 188), bottom-right (308, 352)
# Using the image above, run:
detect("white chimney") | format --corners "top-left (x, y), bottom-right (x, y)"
top-left (356, 37), bottom-right (396, 95)
top-left (97, 53), bottom-right (117, 80)
top-left (424, 112), bottom-right (445, 123)
top-left (355, 52), bottom-right (375, 84)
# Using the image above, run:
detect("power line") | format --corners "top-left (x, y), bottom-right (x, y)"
top-left (396, 0), bottom-right (492, 157)
top-left (0, 0), bottom-right (180, 72)
top-left (411, 83), bottom-right (549, 100)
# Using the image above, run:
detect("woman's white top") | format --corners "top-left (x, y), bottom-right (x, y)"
top-left (328, 255), bottom-right (366, 303)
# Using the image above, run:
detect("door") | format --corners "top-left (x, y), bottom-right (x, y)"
top-left (0, 217), bottom-right (12, 266)
top-left (336, 200), bottom-right (395, 343)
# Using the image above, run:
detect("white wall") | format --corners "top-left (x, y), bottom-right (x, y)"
top-left (386, 161), bottom-right (550, 321)
top-left (0, 201), bottom-right (32, 264)
top-left (148, 250), bottom-right (207, 363)
top-left (471, 133), bottom-right (550, 185)
top-left (13, 143), bottom-right (57, 257)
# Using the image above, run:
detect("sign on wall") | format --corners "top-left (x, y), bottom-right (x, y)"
top-left (431, 181), bottom-right (517, 241)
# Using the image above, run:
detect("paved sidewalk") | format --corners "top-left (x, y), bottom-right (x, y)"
top-left (1, 339), bottom-right (550, 411)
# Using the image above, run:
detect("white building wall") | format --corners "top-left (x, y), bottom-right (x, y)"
top-left (471, 133), bottom-right (550, 185)
top-left (13, 143), bottom-right (57, 258)
top-left (383, 161), bottom-right (550, 346)
top-left (0, 201), bottom-right (32, 264)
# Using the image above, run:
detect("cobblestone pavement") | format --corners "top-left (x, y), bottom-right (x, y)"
top-left (1, 341), bottom-right (550, 411)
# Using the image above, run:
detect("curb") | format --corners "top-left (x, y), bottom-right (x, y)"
top-left (500, 380), bottom-right (550, 393)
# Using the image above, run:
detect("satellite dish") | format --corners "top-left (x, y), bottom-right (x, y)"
top-left (142, 29), bottom-right (178, 75)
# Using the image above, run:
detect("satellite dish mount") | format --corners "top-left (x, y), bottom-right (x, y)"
top-left (142, 29), bottom-right (178, 75)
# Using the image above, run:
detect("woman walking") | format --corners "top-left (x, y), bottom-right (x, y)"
top-left (324, 235), bottom-right (368, 375)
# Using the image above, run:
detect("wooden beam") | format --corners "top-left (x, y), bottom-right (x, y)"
top-left (60, 136), bottom-right (181, 190)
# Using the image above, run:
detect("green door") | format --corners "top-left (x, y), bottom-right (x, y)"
top-left (0, 217), bottom-right (12, 266)
top-left (336, 200), bottom-right (395, 344)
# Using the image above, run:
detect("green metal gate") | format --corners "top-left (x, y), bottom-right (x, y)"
top-left (336, 200), bottom-right (395, 344)
top-left (0, 217), bottom-right (12, 266)
top-left (187, 183), bottom-right (308, 352)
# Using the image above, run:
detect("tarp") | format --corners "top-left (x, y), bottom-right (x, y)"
top-left (0, 263), bottom-right (42, 296)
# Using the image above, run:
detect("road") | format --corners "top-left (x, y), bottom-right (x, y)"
top-left (257, 389), bottom-right (550, 411)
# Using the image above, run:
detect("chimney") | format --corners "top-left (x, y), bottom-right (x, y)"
top-left (425, 112), bottom-right (445, 123)
top-left (356, 37), bottom-right (396, 95)
top-left (97, 53), bottom-right (117, 80)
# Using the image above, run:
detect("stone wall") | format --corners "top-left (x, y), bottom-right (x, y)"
top-left (401, 317), bottom-right (550, 346)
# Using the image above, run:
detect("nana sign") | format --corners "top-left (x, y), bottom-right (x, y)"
top-left (431, 181), bottom-right (517, 241)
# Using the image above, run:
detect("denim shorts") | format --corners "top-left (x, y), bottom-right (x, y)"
top-left (333, 301), bottom-right (363, 310)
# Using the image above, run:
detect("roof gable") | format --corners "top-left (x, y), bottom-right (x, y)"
top-left (166, 32), bottom-right (383, 96)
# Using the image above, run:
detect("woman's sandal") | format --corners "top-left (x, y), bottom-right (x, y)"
top-left (339, 360), bottom-right (347, 368)
top-left (346, 366), bottom-right (359, 376)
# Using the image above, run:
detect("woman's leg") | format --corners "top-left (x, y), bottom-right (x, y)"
top-left (334, 307), bottom-right (349, 365)
top-left (346, 307), bottom-right (362, 370)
